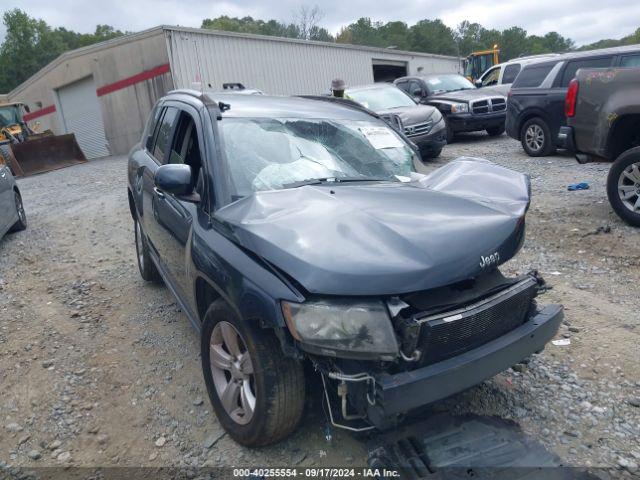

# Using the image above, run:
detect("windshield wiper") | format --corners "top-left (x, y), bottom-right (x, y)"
top-left (282, 176), bottom-right (391, 189)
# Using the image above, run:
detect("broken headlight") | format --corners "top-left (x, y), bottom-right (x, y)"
top-left (281, 299), bottom-right (398, 360)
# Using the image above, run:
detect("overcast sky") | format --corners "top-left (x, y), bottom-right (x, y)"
top-left (1, 0), bottom-right (638, 46)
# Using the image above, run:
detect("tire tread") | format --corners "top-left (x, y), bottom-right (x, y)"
top-left (201, 300), bottom-right (305, 446)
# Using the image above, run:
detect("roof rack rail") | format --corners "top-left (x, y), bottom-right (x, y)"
top-left (296, 95), bottom-right (381, 119)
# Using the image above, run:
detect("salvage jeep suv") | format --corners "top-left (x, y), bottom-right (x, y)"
top-left (127, 90), bottom-right (563, 446)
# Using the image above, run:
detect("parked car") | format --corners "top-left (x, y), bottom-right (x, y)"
top-left (475, 54), bottom-right (560, 94)
top-left (345, 84), bottom-right (446, 159)
top-left (127, 90), bottom-right (563, 446)
top-left (558, 67), bottom-right (640, 226)
top-left (395, 74), bottom-right (507, 142)
top-left (0, 155), bottom-right (27, 239)
top-left (506, 44), bottom-right (640, 157)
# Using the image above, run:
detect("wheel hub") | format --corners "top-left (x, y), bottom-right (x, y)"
top-left (525, 125), bottom-right (544, 151)
top-left (617, 161), bottom-right (640, 212)
top-left (209, 321), bottom-right (256, 425)
top-left (230, 360), bottom-right (244, 380)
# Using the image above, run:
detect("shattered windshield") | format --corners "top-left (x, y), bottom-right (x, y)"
top-left (0, 106), bottom-right (20, 127)
top-left (220, 118), bottom-right (416, 197)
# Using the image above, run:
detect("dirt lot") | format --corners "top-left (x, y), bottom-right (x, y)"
top-left (1, 133), bottom-right (639, 475)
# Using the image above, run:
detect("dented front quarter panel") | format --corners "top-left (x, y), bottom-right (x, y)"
top-left (215, 158), bottom-right (530, 296)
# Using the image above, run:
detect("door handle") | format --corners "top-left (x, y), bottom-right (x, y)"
top-left (153, 187), bottom-right (165, 198)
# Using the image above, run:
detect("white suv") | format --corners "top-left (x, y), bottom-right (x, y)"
top-left (476, 54), bottom-right (561, 94)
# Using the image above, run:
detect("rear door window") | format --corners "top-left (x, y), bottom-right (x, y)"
top-left (512, 63), bottom-right (556, 88)
top-left (502, 64), bottom-right (521, 84)
top-left (152, 106), bottom-right (179, 163)
top-left (560, 56), bottom-right (614, 87)
top-left (620, 54), bottom-right (640, 67)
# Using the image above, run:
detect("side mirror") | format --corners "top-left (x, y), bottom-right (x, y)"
top-left (474, 80), bottom-right (482, 88)
top-left (411, 89), bottom-right (424, 99)
top-left (23, 105), bottom-right (31, 113)
top-left (154, 164), bottom-right (199, 201)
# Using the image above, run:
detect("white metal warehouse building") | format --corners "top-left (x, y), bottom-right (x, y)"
top-left (7, 26), bottom-right (459, 158)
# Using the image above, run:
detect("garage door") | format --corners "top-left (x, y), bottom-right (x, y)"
top-left (57, 76), bottom-right (110, 159)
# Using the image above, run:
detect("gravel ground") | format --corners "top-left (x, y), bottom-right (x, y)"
top-left (0, 132), bottom-right (639, 476)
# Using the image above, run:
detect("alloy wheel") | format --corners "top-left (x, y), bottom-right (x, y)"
top-left (15, 192), bottom-right (26, 224)
top-left (210, 321), bottom-right (256, 425)
top-left (525, 124), bottom-right (544, 152)
top-left (617, 161), bottom-right (640, 213)
top-left (135, 221), bottom-right (145, 270)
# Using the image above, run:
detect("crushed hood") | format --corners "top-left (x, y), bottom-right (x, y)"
top-left (216, 158), bottom-right (530, 296)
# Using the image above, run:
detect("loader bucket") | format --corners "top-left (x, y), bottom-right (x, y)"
top-left (6, 134), bottom-right (86, 177)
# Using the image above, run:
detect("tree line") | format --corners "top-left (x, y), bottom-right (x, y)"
top-left (199, 15), bottom-right (576, 60)
top-left (0, 7), bottom-right (637, 94)
top-left (0, 9), bottom-right (126, 94)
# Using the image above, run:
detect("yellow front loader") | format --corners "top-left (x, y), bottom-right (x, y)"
top-left (0, 102), bottom-right (85, 177)
top-left (463, 45), bottom-right (500, 83)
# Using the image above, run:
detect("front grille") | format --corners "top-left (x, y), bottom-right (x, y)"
top-left (491, 97), bottom-right (506, 112)
top-left (471, 97), bottom-right (507, 115)
top-left (414, 278), bottom-right (537, 366)
top-left (404, 120), bottom-right (433, 137)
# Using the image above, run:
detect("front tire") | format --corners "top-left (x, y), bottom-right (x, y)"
top-left (201, 300), bottom-right (305, 446)
top-left (443, 116), bottom-right (455, 144)
top-left (607, 147), bottom-right (640, 227)
top-left (486, 125), bottom-right (505, 137)
top-left (134, 218), bottom-right (161, 282)
top-left (521, 117), bottom-right (555, 157)
top-left (8, 191), bottom-right (27, 233)
top-left (420, 145), bottom-right (443, 160)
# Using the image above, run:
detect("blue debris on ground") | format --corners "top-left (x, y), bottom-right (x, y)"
top-left (567, 182), bottom-right (590, 191)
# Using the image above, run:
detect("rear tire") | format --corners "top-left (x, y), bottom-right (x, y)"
top-left (201, 300), bottom-right (305, 446)
top-left (486, 125), bottom-right (505, 137)
top-left (607, 147), bottom-right (640, 227)
top-left (8, 191), bottom-right (27, 233)
top-left (521, 117), bottom-right (555, 157)
top-left (134, 218), bottom-right (162, 282)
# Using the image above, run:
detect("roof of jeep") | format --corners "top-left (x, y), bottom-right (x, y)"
top-left (167, 90), bottom-right (379, 120)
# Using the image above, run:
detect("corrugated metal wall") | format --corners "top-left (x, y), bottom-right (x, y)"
top-left (165, 29), bottom-right (459, 95)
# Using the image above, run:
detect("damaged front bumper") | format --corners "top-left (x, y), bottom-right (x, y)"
top-left (365, 303), bottom-right (562, 427)
top-left (314, 272), bottom-right (563, 430)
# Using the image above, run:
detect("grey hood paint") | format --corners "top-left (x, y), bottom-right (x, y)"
top-left (429, 88), bottom-right (504, 103)
top-left (216, 158), bottom-right (531, 296)
top-left (375, 104), bottom-right (439, 126)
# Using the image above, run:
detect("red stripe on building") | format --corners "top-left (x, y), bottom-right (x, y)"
top-left (96, 63), bottom-right (171, 97)
top-left (23, 104), bottom-right (56, 121)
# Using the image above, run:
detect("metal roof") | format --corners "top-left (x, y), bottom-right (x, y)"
top-left (162, 25), bottom-right (459, 61)
top-left (8, 26), bottom-right (166, 96)
top-left (9, 24), bottom-right (460, 97)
